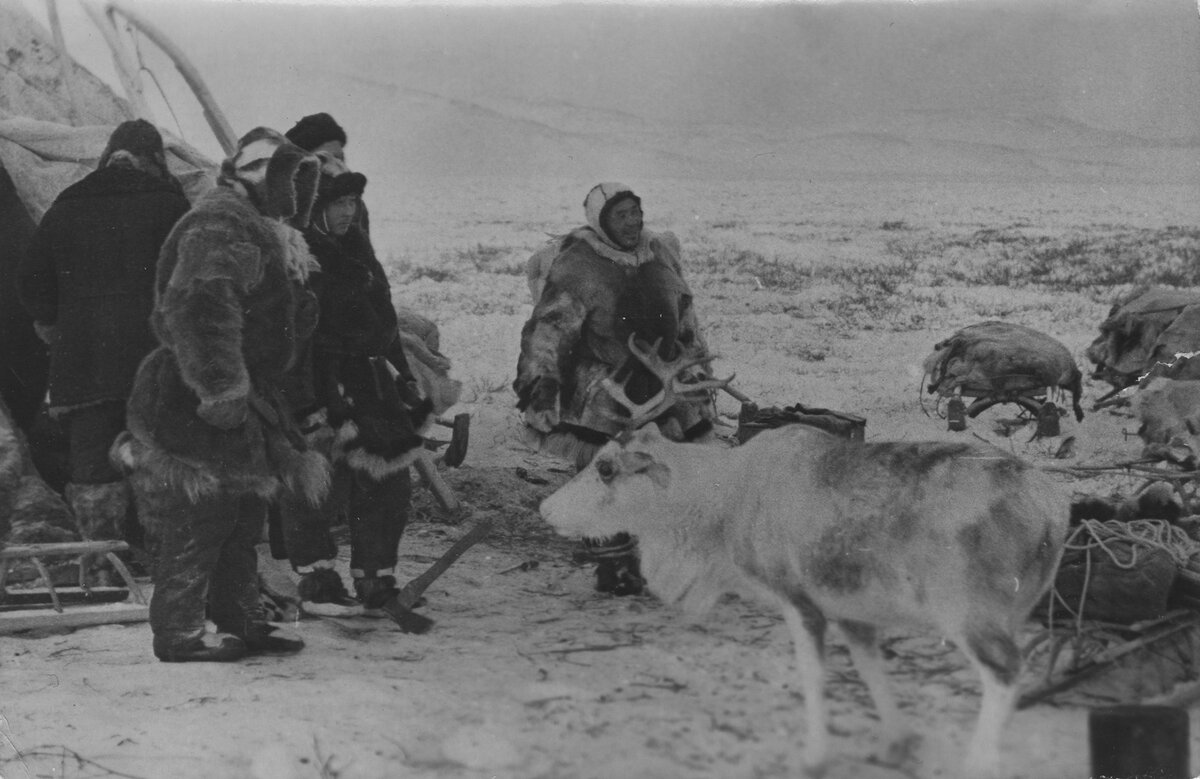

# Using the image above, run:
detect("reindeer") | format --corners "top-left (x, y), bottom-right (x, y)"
top-left (540, 339), bottom-right (1071, 777)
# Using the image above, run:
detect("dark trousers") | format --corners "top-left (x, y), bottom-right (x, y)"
top-left (64, 401), bottom-right (125, 484)
top-left (133, 477), bottom-right (266, 643)
top-left (280, 461), bottom-right (411, 576)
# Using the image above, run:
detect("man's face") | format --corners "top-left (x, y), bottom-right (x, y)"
top-left (604, 198), bottom-right (643, 250)
top-left (324, 194), bottom-right (358, 236)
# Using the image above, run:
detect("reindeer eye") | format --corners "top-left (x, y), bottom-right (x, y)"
top-left (596, 459), bottom-right (616, 482)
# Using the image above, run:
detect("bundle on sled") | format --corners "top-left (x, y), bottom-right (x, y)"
top-left (395, 308), bottom-right (468, 467)
top-left (736, 401), bottom-right (865, 444)
top-left (1131, 376), bottom-right (1200, 468)
top-left (922, 320), bottom-right (1083, 436)
top-left (1086, 285), bottom-right (1200, 402)
top-left (1022, 483), bottom-right (1200, 709)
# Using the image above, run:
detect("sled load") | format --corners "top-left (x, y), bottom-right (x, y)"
top-left (1086, 286), bottom-right (1200, 395)
top-left (922, 320), bottom-right (1084, 436)
top-left (1021, 482), bottom-right (1200, 709)
top-left (735, 401), bottom-right (866, 444)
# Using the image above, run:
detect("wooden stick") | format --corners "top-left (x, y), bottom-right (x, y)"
top-left (413, 453), bottom-right (461, 514)
top-left (80, 0), bottom-right (151, 120)
top-left (0, 604), bottom-right (149, 635)
top-left (396, 518), bottom-right (493, 610)
top-left (0, 540), bottom-right (129, 560)
top-left (45, 0), bottom-right (82, 125)
top-left (1019, 612), bottom-right (1200, 709)
top-left (104, 2), bottom-right (238, 155)
top-left (29, 557), bottom-right (62, 613)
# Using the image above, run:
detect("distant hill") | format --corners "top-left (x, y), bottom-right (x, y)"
top-left (21, 0), bottom-right (1199, 186)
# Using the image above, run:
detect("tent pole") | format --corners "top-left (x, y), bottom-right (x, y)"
top-left (45, 0), bottom-right (82, 125)
top-left (104, 2), bottom-right (238, 156)
top-left (80, 0), bottom-right (151, 121)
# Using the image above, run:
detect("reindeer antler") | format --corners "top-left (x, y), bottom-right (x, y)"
top-left (598, 334), bottom-right (733, 431)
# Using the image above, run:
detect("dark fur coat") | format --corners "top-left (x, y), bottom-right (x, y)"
top-left (305, 225), bottom-right (431, 477)
top-left (19, 166), bottom-right (190, 412)
top-left (121, 185), bottom-right (327, 502)
top-left (514, 230), bottom-right (716, 444)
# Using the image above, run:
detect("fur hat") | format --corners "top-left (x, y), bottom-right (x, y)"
top-left (220, 127), bottom-right (320, 227)
top-left (583, 182), bottom-right (641, 247)
top-left (98, 119), bottom-right (165, 170)
top-left (314, 152), bottom-right (367, 209)
top-left (285, 112), bottom-right (348, 152)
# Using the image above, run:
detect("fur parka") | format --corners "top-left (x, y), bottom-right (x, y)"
top-left (121, 184), bottom-right (327, 503)
top-left (305, 224), bottom-right (432, 478)
top-left (514, 228), bottom-right (716, 447)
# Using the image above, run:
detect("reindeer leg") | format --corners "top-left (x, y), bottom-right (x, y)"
top-left (780, 596), bottom-right (830, 776)
top-left (957, 624), bottom-right (1022, 777)
top-left (838, 620), bottom-right (917, 767)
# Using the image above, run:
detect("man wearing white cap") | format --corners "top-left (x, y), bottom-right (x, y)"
top-left (515, 183), bottom-right (718, 595)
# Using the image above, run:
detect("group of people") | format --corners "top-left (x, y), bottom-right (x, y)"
top-left (19, 115), bottom-right (432, 662)
top-left (15, 110), bottom-right (719, 663)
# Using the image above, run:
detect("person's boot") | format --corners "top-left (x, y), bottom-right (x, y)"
top-left (241, 623), bottom-right (305, 655)
top-left (153, 632), bottom-right (247, 663)
top-left (297, 565), bottom-right (362, 617)
top-left (353, 573), bottom-right (401, 618)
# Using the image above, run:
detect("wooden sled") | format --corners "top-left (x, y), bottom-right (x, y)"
top-left (0, 540), bottom-right (149, 634)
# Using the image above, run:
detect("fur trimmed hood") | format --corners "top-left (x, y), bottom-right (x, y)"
top-left (584, 182), bottom-right (641, 250)
top-left (218, 127), bottom-right (320, 228)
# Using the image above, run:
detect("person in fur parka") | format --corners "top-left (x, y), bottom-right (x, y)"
top-left (514, 183), bottom-right (719, 595)
top-left (277, 153), bottom-right (433, 618)
top-left (515, 183), bottom-right (717, 462)
top-left (114, 128), bottom-right (329, 663)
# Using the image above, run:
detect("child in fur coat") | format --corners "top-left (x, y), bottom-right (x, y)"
top-left (278, 154), bottom-right (432, 617)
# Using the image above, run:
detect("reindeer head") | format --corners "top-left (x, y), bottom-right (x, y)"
top-left (598, 334), bottom-right (731, 433)
top-left (540, 425), bottom-right (677, 540)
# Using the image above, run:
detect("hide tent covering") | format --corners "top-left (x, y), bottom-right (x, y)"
top-left (0, 0), bottom-right (218, 221)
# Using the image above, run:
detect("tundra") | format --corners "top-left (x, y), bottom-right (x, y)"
top-left (540, 422), bottom-right (1070, 776)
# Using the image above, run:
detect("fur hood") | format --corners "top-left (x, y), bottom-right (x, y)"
top-left (218, 127), bottom-right (320, 229)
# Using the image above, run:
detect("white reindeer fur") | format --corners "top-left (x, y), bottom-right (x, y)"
top-left (540, 424), bottom-right (1071, 777)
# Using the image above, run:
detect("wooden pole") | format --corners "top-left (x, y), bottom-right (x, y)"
top-left (104, 2), bottom-right (238, 156)
top-left (45, 0), bottom-right (82, 125)
top-left (80, 0), bottom-right (151, 120)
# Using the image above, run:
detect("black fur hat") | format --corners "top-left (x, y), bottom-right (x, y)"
top-left (285, 113), bottom-right (347, 152)
top-left (314, 153), bottom-right (367, 208)
top-left (98, 119), bottom-right (165, 169)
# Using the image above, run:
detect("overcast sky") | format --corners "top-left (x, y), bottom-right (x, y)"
top-left (19, 0), bottom-right (1200, 180)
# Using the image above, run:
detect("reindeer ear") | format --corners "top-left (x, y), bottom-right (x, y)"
top-left (616, 450), bottom-right (671, 489)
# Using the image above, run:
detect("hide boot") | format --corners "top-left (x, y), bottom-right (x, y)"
top-left (153, 631), bottom-right (247, 663)
top-left (354, 572), bottom-right (401, 617)
top-left (297, 564), bottom-right (362, 617)
top-left (241, 623), bottom-right (305, 655)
